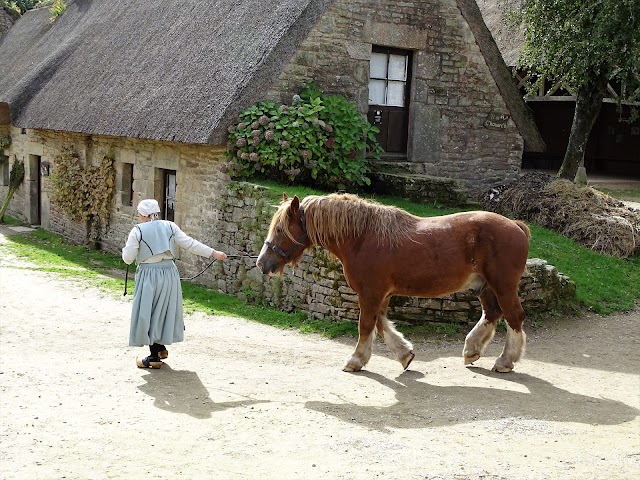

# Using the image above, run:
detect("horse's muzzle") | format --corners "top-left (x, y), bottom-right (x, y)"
top-left (256, 251), bottom-right (277, 275)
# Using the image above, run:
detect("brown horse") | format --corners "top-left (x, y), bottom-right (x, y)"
top-left (256, 193), bottom-right (531, 373)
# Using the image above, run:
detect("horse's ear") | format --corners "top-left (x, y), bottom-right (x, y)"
top-left (290, 195), bottom-right (300, 211)
top-left (283, 193), bottom-right (289, 201)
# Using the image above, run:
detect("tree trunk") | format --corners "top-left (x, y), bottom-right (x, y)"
top-left (0, 185), bottom-right (19, 222)
top-left (0, 159), bottom-right (25, 223)
top-left (557, 77), bottom-right (607, 181)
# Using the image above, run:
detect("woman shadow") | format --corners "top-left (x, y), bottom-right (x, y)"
top-left (137, 365), bottom-right (267, 419)
top-left (306, 368), bottom-right (639, 432)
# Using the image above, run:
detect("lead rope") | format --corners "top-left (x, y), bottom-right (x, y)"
top-left (124, 263), bottom-right (130, 296)
top-left (122, 252), bottom-right (259, 296)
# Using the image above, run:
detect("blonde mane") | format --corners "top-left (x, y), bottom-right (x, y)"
top-left (268, 193), bottom-right (417, 248)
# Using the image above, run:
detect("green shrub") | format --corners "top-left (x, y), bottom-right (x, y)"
top-left (48, 0), bottom-right (66, 22)
top-left (224, 83), bottom-right (382, 190)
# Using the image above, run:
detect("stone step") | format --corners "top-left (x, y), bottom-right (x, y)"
top-left (369, 171), bottom-right (469, 207)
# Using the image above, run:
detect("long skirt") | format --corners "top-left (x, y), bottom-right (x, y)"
top-left (129, 259), bottom-right (184, 347)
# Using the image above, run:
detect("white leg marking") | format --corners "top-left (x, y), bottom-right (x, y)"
top-left (463, 312), bottom-right (496, 363)
top-left (493, 323), bottom-right (526, 372)
top-left (379, 316), bottom-right (413, 362)
top-left (343, 331), bottom-right (375, 372)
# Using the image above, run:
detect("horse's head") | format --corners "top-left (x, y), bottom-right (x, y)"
top-left (256, 193), bottom-right (310, 275)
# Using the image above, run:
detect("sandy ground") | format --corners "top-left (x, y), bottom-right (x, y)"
top-left (1, 238), bottom-right (639, 479)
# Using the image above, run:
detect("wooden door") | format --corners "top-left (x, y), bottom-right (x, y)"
top-left (367, 48), bottom-right (411, 155)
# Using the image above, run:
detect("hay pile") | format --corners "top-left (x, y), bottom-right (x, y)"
top-left (481, 172), bottom-right (640, 258)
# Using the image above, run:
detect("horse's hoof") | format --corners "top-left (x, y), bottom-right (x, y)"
top-left (464, 353), bottom-right (480, 365)
top-left (401, 351), bottom-right (415, 370)
top-left (342, 365), bottom-right (362, 372)
top-left (492, 357), bottom-right (514, 373)
top-left (342, 361), bottom-right (363, 372)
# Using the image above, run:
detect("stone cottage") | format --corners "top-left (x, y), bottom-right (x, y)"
top-left (0, 0), bottom-right (560, 324)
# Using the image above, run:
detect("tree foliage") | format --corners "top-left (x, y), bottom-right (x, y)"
top-left (512, 0), bottom-right (640, 180)
top-left (516, 0), bottom-right (640, 102)
top-left (2, 0), bottom-right (59, 15)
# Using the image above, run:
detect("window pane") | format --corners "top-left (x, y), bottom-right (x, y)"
top-left (388, 54), bottom-right (407, 81)
top-left (387, 81), bottom-right (405, 107)
top-left (370, 53), bottom-right (388, 79)
top-left (368, 80), bottom-right (386, 105)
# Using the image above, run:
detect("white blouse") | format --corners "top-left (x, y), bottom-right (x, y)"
top-left (122, 221), bottom-right (214, 265)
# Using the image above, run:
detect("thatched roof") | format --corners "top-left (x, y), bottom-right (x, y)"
top-left (476, 0), bottom-right (524, 67)
top-left (1, 0), bottom-right (542, 151)
top-left (0, 0), bottom-right (330, 144)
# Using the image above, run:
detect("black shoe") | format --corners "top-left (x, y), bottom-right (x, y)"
top-left (136, 356), bottom-right (163, 369)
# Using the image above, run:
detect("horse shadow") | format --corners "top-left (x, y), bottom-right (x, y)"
top-left (305, 368), bottom-right (639, 432)
top-left (137, 365), bottom-right (268, 419)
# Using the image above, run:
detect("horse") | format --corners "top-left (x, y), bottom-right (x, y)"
top-left (256, 193), bottom-right (531, 373)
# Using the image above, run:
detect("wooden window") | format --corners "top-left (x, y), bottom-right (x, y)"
top-left (368, 50), bottom-right (409, 107)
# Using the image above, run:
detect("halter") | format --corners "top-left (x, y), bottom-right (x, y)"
top-left (263, 206), bottom-right (309, 260)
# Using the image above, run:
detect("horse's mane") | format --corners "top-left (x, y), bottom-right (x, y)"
top-left (279, 193), bottom-right (417, 247)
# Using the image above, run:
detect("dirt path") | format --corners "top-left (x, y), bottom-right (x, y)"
top-left (1, 257), bottom-right (639, 479)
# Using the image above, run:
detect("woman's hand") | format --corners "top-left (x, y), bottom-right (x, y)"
top-left (210, 250), bottom-right (227, 261)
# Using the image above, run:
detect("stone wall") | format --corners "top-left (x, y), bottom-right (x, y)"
top-left (210, 182), bottom-right (577, 326)
top-left (265, 0), bottom-right (523, 197)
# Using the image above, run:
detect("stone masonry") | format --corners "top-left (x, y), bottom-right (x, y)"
top-left (211, 182), bottom-right (576, 326)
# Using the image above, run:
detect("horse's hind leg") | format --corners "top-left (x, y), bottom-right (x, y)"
top-left (376, 297), bottom-right (414, 370)
top-left (493, 293), bottom-right (526, 373)
top-left (463, 286), bottom-right (502, 365)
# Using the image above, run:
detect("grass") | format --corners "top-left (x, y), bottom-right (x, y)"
top-left (1, 179), bottom-right (638, 342)
top-left (596, 187), bottom-right (640, 202)
top-left (0, 219), bottom-right (359, 338)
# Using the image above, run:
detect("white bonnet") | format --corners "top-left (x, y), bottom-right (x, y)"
top-left (137, 199), bottom-right (161, 216)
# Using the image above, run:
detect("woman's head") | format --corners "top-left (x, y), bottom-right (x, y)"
top-left (137, 199), bottom-right (161, 221)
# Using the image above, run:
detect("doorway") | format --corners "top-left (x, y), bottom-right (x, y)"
top-left (28, 155), bottom-right (41, 225)
top-left (367, 47), bottom-right (412, 155)
top-left (163, 170), bottom-right (176, 221)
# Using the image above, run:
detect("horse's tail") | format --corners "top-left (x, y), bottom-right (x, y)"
top-left (514, 220), bottom-right (531, 240)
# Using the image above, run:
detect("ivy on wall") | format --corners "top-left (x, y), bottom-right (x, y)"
top-left (51, 147), bottom-right (115, 246)
top-left (0, 134), bottom-right (11, 151)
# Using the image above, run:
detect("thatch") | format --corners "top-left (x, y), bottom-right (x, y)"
top-left (0, 0), bottom-right (544, 153)
top-left (481, 172), bottom-right (640, 258)
top-left (0, 0), bottom-right (330, 144)
top-left (476, 0), bottom-right (524, 67)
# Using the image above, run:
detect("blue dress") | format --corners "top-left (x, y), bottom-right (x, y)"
top-left (122, 220), bottom-right (214, 347)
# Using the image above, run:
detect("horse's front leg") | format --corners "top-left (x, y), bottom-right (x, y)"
top-left (343, 296), bottom-right (382, 372)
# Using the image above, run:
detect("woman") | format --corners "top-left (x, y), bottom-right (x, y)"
top-left (122, 199), bottom-right (227, 369)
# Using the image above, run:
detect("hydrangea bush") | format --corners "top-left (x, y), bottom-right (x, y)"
top-left (224, 84), bottom-right (383, 189)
